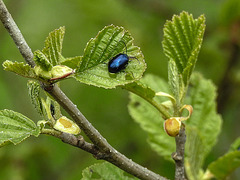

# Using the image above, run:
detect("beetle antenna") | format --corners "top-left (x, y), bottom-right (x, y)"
top-left (119, 40), bottom-right (127, 54)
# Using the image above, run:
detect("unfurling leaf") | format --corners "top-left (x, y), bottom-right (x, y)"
top-left (27, 81), bottom-right (44, 117)
top-left (163, 11), bottom-right (205, 86)
top-left (0, 109), bottom-right (40, 147)
top-left (42, 26), bottom-right (65, 65)
top-left (74, 25), bottom-right (146, 89)
top-left (34, 50), bottom-right (52, 71)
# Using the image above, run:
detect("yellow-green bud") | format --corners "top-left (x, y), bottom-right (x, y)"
top-left (50, 65), bottom-right (74, 81)
top-left (53, 116), bottom-right (80, 135)
top-left (164, 117), bottom-right (181, 137)
top-left (34, 65), bottom-right (52, 79)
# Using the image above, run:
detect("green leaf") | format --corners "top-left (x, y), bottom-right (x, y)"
top-left (34, 50), bottom-right (52, 71)
top-left (2, 60), bottom-right (36, 79)
top-left (81, 162), bottom-right (137, 180)
top-left (128, 74), bottom-right (175, 161)
top-left (42, 26), bottom-right (65, 65)
top-left (27, 80), bottom-right (44, 117)
top-left (74, 25), bottom-right (146, 89)
top-left (185, 73), bottom-right (222, 179)
top-left (61, 56), bottom-right (82, 69)
top-left (207, 151), bottom-right (240, 179)
top-left (0, 109), bottom-right (40, 147)
top-left (163, 11), bottom-right (206, 86)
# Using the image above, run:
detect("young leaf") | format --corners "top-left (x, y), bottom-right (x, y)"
top-left (61, 56), bottom-right (82, 69)
top-left (0, 109), bottom-right (40, 147)
top-left (128, 74), bottom-right (175, 161)
top-left (2, 60), bottom-right (36, 79)
top-left (185, 73), bottom-right (222, 179)
top-left (42, 26), bottom-right (65, 65)
top-left (34, 50), bottom-right (52, 71)
top-left (27, 80), bottom-right (43, 117)
top-left (74, 25), bottom-right (146, 89)
top-left (207, 151), bottom-right (240, 179)
top-left (163, 11), bottom-right (206, 86)
top-left (81, 162), bottom-right (137, 180)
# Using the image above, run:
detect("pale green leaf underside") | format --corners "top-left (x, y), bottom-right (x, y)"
top-left (0, 109), bottom-right (40, 147)
top-left (61, 56), bottom-right (82, 69)
top-left (128, 74), bottom-right (175, 161)
top-left (81, 162), bottom-right (137, 180)
top-left (123, 80), bottom-right (156, 101)
top-left (208, 151), bottom-right (240, 179)
top-left (42, 26), bottom-right (65, 66)
top-left (2, 60), bottom-right (36, 79)
top-left (75, 25), bottom-right (146, 89)
top-left (185, 73), bottom-right (222, 179)
top-left (168, 59), bottom-right (185, 104)
top-left (163, 11), bottom-right (205, 85)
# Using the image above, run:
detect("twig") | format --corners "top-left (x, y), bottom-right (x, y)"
top-left (0, 1), bottom-right (168, 179)
top-left (173, 125), bottom-right (187, 180)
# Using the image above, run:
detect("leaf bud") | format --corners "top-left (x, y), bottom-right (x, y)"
top-left (34, 65), bottom-right (52, 79)
top-left (164, 117), bottom-right (181, 137)
top-left (53, 116), bottom-right (80, 135)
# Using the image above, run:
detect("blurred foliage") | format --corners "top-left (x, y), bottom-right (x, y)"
top-left (0, 0), bottom-right (240, 179)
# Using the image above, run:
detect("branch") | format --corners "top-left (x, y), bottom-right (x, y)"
top-left (44, 83), bottom-right (167, 180)
top-left (0, 1), bottom-right (168, 179)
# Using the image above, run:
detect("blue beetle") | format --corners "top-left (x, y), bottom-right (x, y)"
top-left (108, 41), bottom-right (139, 73)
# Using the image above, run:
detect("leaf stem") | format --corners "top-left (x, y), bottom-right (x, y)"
top-left (123, 85), bottom-right (171, 119)
top-left (0, 1), bottom-right (168, 179)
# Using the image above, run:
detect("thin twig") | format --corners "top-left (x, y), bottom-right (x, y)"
top-left (0, 1), bottom-right (168, 179)
top-left (173, 125), bottom-right (186, 180)
top-left (41, 129), bottom-right (102, 156)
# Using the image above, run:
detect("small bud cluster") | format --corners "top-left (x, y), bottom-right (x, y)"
top-left (164, 105), bottom-right (193, 137)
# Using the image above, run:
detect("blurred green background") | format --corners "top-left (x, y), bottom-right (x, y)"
top-left (1, 0), bottom-right (240, 179)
